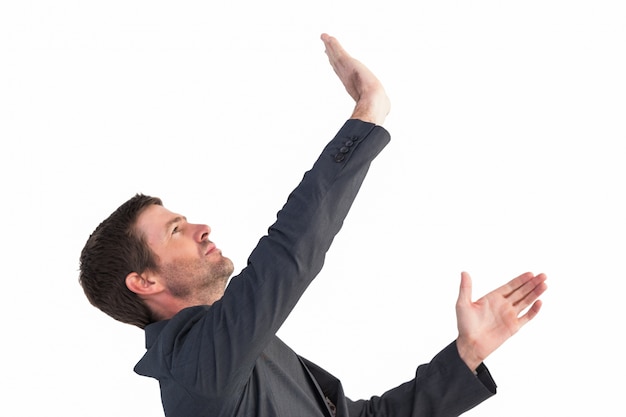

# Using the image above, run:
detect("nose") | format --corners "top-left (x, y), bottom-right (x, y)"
top-left (197, 224), bottom-right (211, 242)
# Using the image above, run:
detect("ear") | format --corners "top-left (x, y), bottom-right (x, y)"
top-left (125, 271), bottom-right (164, 296)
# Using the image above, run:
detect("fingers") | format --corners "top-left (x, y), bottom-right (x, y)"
top-left (513, 277), bottom-right (548, 319)
top-left (501, 271), bottom-right (536, 297)
top-left (519, 299), bottom-right (543, 326)
top-left (320, 33), bottom-right (350, 81)
top-left (470, 271), bottom-right (547, 319)
top-left (500, 273), bottom-right (547, 329)
top-left (457, 271), bottom-right (473, 306)
top-left (508, 273), bottom-right (547, 306)
top-left (321, 33), bottom-right (349, 60)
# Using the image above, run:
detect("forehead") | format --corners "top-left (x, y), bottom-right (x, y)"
top-left (135, 205), bottom-right (181, 240)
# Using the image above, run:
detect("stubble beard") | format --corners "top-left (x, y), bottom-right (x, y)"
top-left (159, 255), bottom-right (234, 302)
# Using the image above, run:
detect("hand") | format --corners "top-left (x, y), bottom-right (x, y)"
top-left (455, 271), bottom-right (548, 371)
top-left (320, 33), bottom-right (391, 125)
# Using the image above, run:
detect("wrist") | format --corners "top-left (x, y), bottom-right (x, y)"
top-left (350, 92), bottom-right (390, 126)
top-left (456, 336), bottom-right (483, 373)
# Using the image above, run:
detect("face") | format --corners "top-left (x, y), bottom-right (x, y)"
top-left (134, 204), bottom-right (234, 302)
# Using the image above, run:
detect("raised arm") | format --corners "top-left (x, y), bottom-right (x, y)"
top-left (190, 34), bottom-right (391, 393)
top-left (136, 35), bottom-right (393, 403)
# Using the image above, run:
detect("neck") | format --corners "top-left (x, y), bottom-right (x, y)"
top-left (146, 288), bottom-right (226, 321)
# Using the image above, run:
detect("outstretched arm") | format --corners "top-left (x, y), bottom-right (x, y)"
top-left (321, 33), bottom-right (390, 125)
top-left (455, 271), bottom-right (548, 371)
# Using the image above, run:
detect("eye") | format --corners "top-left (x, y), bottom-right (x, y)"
top-left (172, 226), bottom-right (180, 235)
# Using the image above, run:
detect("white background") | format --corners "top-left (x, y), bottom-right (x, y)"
top-left (1, 1), bottom-right (624, 415)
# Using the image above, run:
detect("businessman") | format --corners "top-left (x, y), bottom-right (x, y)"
top-left (79, 33), bottom-right (547, 416)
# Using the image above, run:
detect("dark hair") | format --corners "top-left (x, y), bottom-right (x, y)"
top-left (79, 193), bottom-right (163, 329)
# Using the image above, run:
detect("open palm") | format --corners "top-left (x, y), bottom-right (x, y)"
top-left (455, 271), bottom-right (548, 371)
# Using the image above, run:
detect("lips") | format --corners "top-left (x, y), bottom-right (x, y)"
top-left (205, 242), bottom-right (217, 255)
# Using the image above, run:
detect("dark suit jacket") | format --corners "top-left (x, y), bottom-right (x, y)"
top-left (134, 120), bottom-right (496, 416)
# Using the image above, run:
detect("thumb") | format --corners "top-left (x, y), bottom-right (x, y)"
top-left (457, 271), bottom-right (473, 306)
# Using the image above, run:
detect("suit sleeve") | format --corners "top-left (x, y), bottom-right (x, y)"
top-left (346, 341), bottom-right (497, 417)
top-left (163, 120), bottom-right (390, 397)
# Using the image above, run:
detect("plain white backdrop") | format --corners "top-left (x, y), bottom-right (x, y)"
top-left (1, 1), bottom-right (624, 415)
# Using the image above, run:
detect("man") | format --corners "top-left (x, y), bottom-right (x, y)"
top-left (80, 34), bottom-right (547, 417)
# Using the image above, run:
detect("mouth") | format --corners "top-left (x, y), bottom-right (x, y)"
top-left (205, 242), bottom-right (217, 255)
